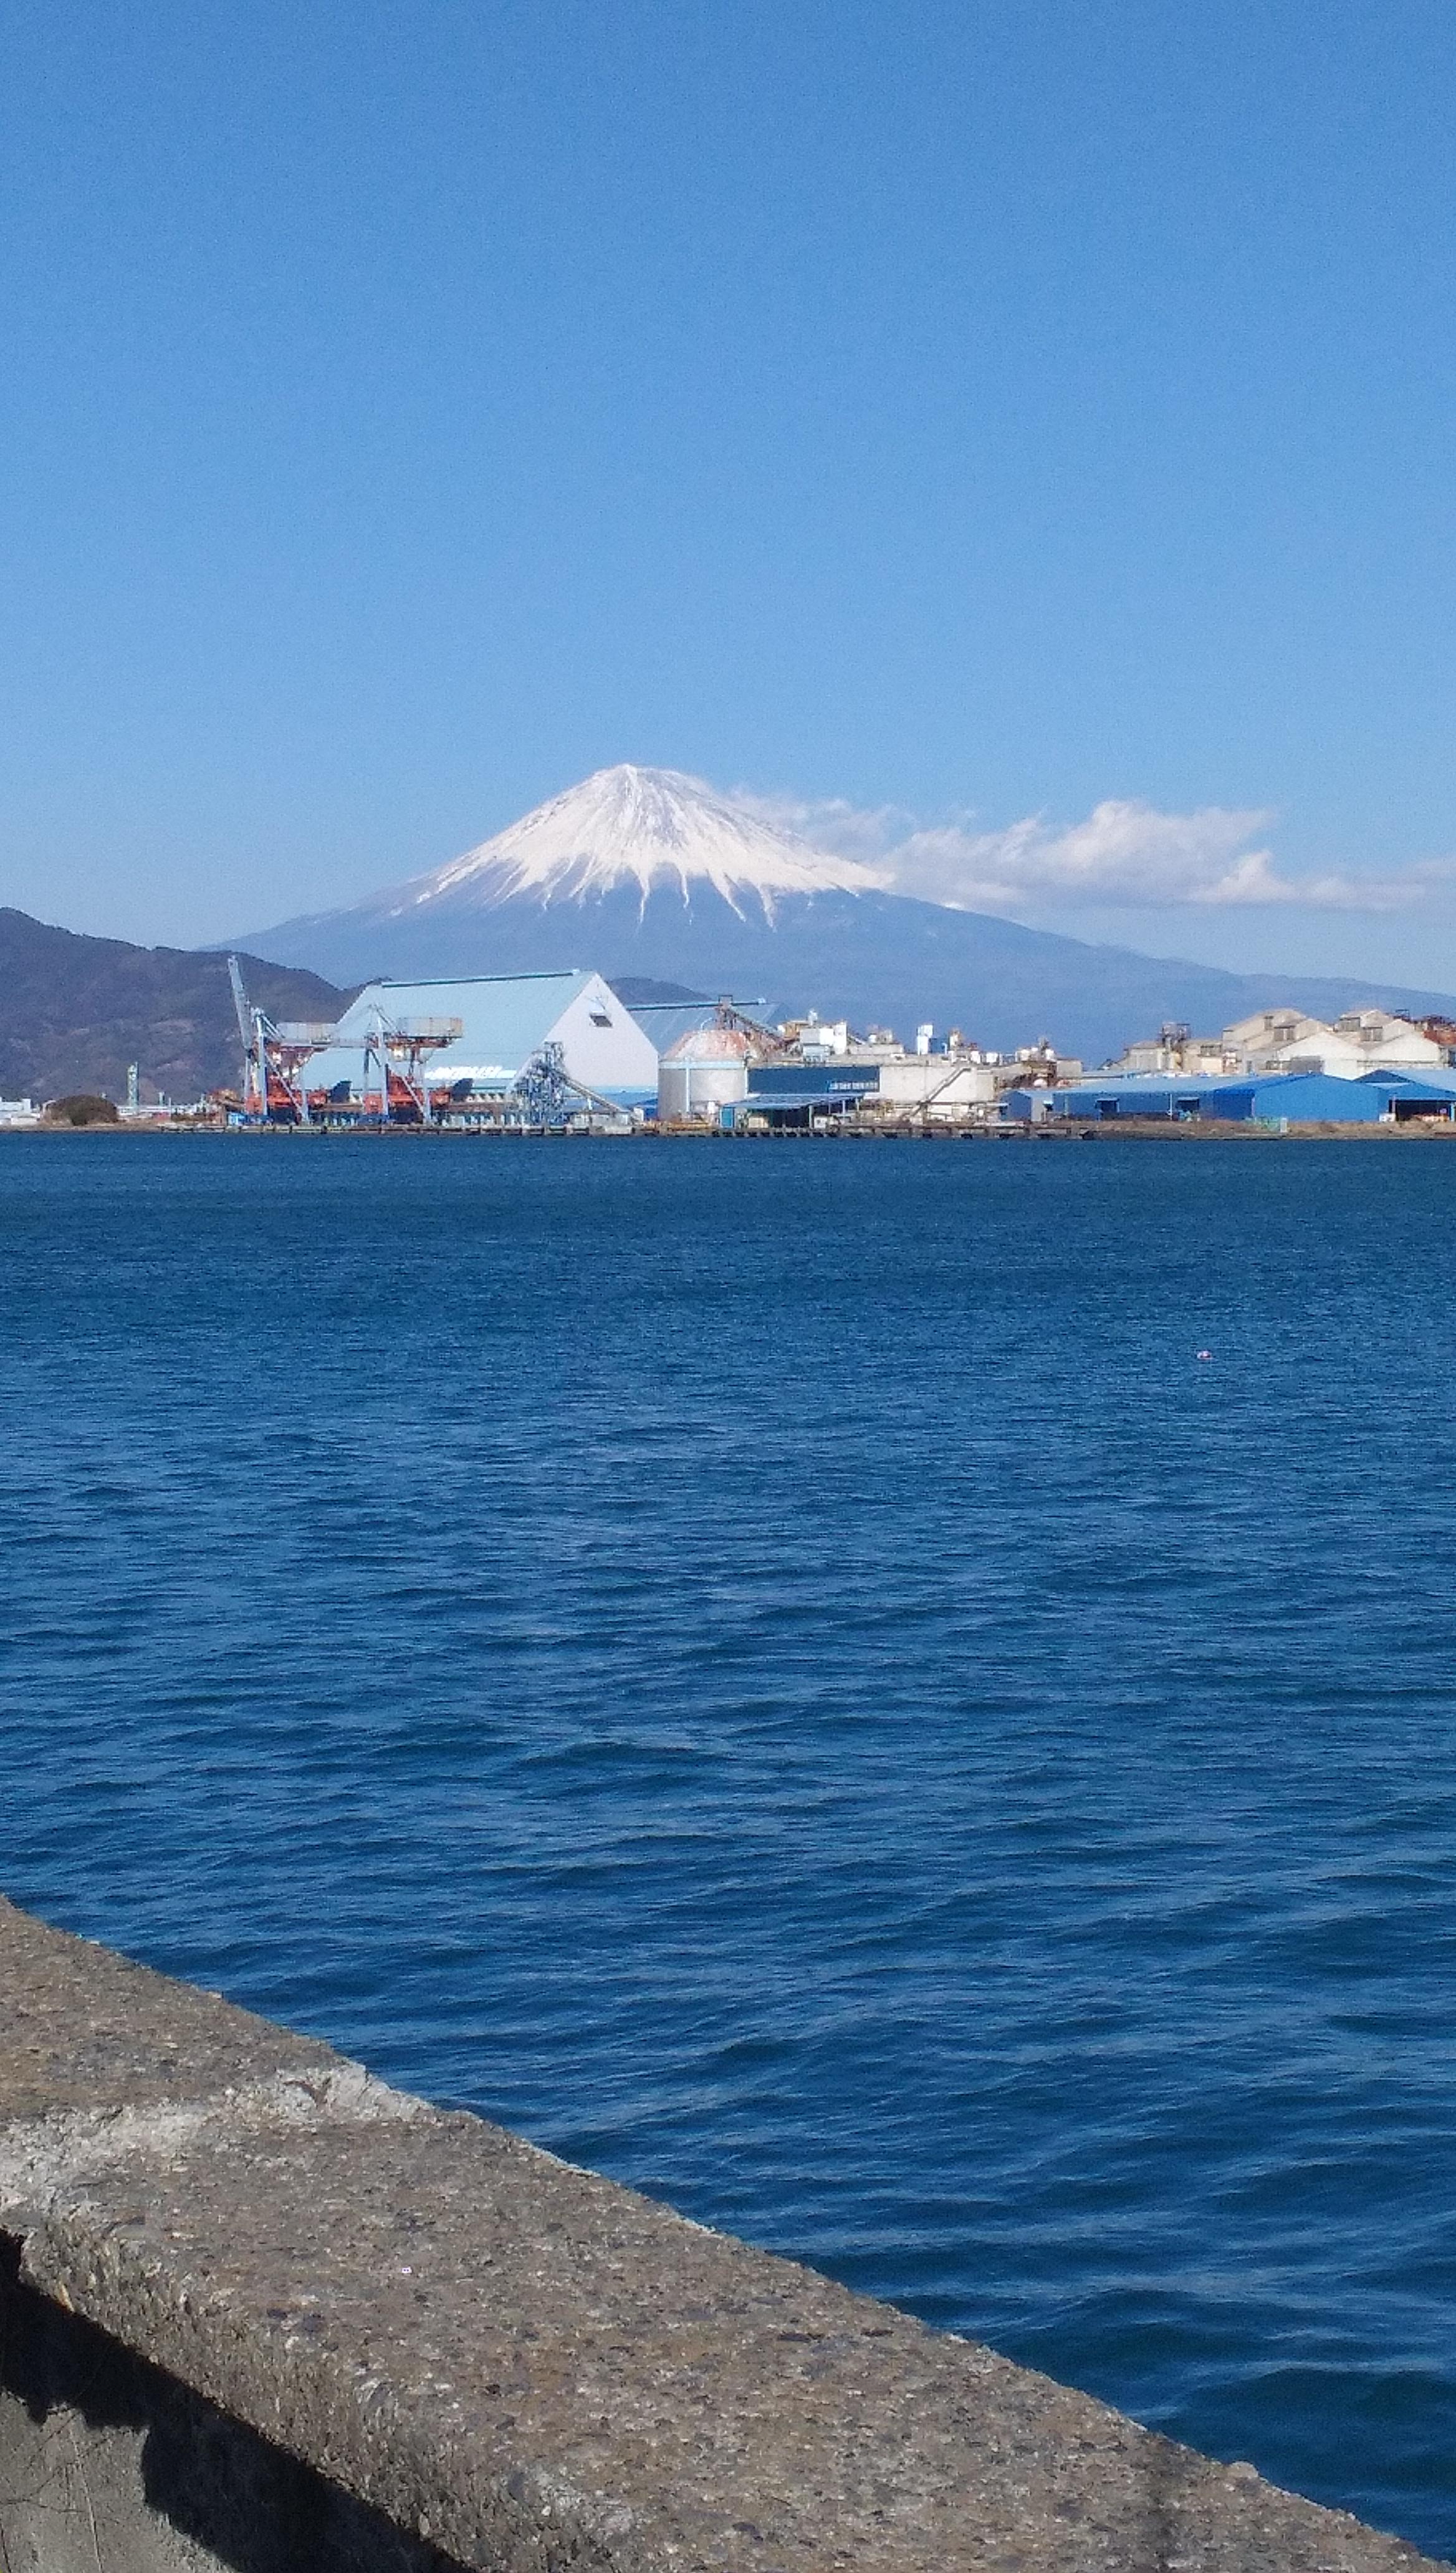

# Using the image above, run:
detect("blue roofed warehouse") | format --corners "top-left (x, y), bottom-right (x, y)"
top-left (1008, 1071), bottom-right (1456, 1124)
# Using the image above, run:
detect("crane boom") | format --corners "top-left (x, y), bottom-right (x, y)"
top-left (227, 955), bottom-right (251, 1053)
top-left (226, 956), bottom-right (267, 1117)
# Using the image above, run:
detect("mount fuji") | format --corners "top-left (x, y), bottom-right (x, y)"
top-left (242, 766), bottom-right (1456, 1062)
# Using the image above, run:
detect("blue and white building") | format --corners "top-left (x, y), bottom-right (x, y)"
top-left (1004, 1070), bottom-right (1456, 1124)
top-left (307, 971), bottom-right (661, 1110)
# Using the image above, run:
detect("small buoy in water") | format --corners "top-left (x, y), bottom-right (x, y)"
top-left (1196, 1348), bottom-right (1212, 1361)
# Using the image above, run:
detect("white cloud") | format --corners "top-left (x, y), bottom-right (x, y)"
top-left (736, 788), bottom-right (1425, 915)
top-left (729, 788), bottom-right (907, 871)
top-left (888, 802), bottom-right (1407, 912)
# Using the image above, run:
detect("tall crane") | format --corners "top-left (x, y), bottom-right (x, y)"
top-left (226, 957), bottom-right (335, 1124)
top-left (360, 1008), bottom-right (464, 1124)
top-left (228, 956), bottom-right (263, 1118)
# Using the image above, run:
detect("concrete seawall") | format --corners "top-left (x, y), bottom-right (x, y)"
top-left (0, 1895), bottom-right (1441, 2573)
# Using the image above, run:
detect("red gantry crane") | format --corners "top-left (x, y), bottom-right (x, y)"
top-left (360, 1007), bottom-right (465, 1124)
top-left (228, 957), bottom-right (337, 1126)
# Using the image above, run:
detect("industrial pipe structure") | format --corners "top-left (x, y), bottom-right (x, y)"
top-left (510, 1040), bottom-right (629, 1128)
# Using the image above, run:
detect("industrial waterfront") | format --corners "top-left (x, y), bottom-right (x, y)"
top-left (9, 964), bottom-right (1456, 1136)
top-left (202, 974), bottom-right (1456, 1132)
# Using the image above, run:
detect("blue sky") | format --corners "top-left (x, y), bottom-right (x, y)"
top-left (4, 0), bottom-right (1456, 977)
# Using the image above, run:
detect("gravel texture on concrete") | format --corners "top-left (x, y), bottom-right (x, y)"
top-left (0, 1895), bottom-right (1445, 2573)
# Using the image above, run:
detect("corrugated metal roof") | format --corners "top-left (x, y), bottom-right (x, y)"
top-left (1046, 1076), bottom-right (1254, 1109)
top-left (1353, 1068), bottom-right (1456, 1095)
top-left (338, 974), bottom-right (591, 1063)
top-left (1040, 1069), bottom-right (1456, 1121)
top-left (1246, 1074), bottom-right (1385, 1119)
top-left (304, 971), bottom-right (598, 1091)
top-left (1040, 1073), bottom-right (1361, 1119)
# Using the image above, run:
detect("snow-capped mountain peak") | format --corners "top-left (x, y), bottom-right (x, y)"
top-left (382, 765), bottom-right (886, 922)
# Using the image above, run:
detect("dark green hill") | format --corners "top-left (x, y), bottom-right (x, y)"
top-left (0, 910), bottom-right (350, 1104)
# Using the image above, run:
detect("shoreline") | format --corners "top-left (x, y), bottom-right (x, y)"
top-left (7, 1116), bottom-right (1456, 1142)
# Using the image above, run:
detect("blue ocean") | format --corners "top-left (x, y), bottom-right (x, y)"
top-left (6, 1133), bottom-right (1456, 2556)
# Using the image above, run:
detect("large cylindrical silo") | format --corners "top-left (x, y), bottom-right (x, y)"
top-left (658, 1027), bottom-right (753, 1120)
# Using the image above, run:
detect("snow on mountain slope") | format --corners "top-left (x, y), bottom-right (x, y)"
top-left (363, 765), bottom-right (884, 921)
top-left (239, 766), bottom-right (1456, 1065)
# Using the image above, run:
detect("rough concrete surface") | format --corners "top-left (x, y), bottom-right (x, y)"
top-left (0, 1895), bottom-right (1445, 2573)
top-left (1, 2241), bottom-right (465, 2573)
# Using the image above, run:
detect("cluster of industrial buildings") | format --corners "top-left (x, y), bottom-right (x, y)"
top-left (1002, 1007), bottom-right (1456, 1129)
top-left (7, 978), bottom-right (1454, 1133)
top-left (211, 970), bottom-right (1456, 1133)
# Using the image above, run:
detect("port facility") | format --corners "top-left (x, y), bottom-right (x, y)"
top-left (1001, 1069), bottom-right (1456, 1125)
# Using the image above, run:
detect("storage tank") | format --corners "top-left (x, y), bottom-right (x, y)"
top-left (658, 1025), bottom-right (753, 1120)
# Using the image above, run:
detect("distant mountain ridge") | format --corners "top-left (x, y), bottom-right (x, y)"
top-left (242, 766), bottom-right (1456, 1065)
top-left (0, 910), bottom-right (348, 1103)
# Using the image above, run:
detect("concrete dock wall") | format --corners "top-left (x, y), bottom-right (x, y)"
top-left (0, 1895), bottom-right (1441, 2572)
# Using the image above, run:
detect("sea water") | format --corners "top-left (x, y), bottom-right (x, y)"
top-left (4, 1133), bottom-right (1456, 2556)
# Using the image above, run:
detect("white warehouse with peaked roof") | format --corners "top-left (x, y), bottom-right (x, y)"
top-left (310, 970), bottom-right (661, 1106)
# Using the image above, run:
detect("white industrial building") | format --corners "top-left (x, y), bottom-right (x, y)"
top-left (1224, 1009), bottom-right (1447, 1078)
top-left (1118, 1032), bottom-right (1231, 1077)
top-left (872, 1057), bottom-right (1000, 1114)
top-left (309, 972), bottom-right (661, 1108)
top-left (1113, 1009), bottom-right (1450, 1082)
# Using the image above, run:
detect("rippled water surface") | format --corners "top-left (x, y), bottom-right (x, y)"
top-left (6, 1133), bottom-right (1456, 2552)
